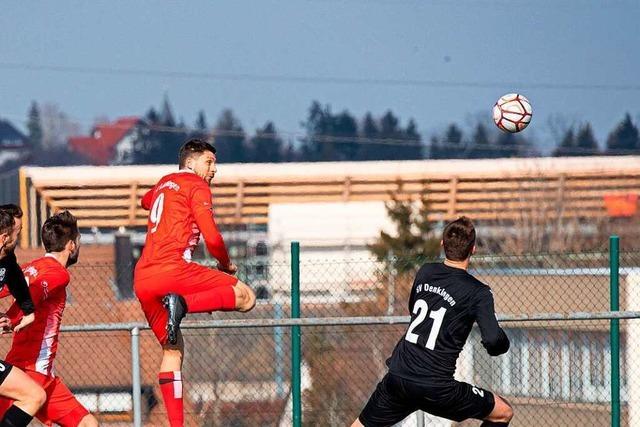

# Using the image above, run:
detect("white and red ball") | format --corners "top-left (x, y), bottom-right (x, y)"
top-left (492, 93), bottom-right (532, 133)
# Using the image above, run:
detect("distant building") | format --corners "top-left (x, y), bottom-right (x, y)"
top-left (0, 118), bottom-right (29, 168)
top-left (68, 117), bottom-right (149, 165)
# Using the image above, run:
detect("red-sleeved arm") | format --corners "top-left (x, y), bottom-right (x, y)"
top-left (28, 270), bottom-right (70, 306)
top-left (191, 185), bottom-right (231, 268)
top-left (141, 187), bottom-right (155, 211)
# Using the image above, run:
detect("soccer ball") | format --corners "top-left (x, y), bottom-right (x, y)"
top-left (492, 93), bottom-right (532, 133)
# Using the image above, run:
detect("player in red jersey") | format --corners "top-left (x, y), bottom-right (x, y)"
top-left (0, 205), bottom-right (46, 427)
top-left (134, 138), bottom-right (256, 427)
top-left (0, 211), bottom-right (98, 427)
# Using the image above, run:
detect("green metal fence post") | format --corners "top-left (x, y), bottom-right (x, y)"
top-left (291, 241), bottom-right (302, 427)
top-left (610, 235), bottom-right (620, 427)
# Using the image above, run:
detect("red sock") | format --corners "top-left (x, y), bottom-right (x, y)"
top-left (184, 286), bottom-right (236, 313)
top-left (159, 371), bottom-right (183, 427)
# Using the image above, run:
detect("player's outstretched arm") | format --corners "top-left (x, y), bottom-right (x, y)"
top-left (474, 287), bottom-right (510, 356)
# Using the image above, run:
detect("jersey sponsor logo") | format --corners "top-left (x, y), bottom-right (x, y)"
top-left (23, 266), bottom-right (38, 278)
top-left (0, 268), bottom-right (5, 281)
top-left (157, 181), bottom-right (180, 192)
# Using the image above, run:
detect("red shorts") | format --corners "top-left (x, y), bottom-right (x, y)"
top-left (0, 371), bottom-right (89, 427)
top-left (134, 262), bottom-right (239, 344)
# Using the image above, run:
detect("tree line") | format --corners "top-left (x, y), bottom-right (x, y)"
top-left (16, 97), bottom-right (640, 167)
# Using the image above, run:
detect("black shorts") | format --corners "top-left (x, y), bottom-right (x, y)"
top-left (0, 359), bottom-right (13, 385)
top-left (358, 373), bottom-right (495, 426)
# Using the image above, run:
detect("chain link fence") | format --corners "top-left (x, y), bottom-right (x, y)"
top-left (1, 245), bottom-right (639, 426)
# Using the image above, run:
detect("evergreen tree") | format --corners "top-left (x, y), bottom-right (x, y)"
top-left (360, 112), bottom-right (380, 160)
top-left (300, 101), bottom-right (338, 161)
top-left (26, 101), bottom-right (42, 150)
top-left (403, 119), bottom-right (423, 159)
top-left (606, 113), bottom-right (639, 154)
top-left (575, 123), bottom-right (599, 156)
top-left (467, 123), bottom-right (496, 158)
top-left (333, 111), bottom-right (359, 161)
top-left (443, 124), bottom-right (464, 158)
top-left (214, 109), bottom-right (246, 163)
top-left (368, 192), bottom-right (440, 274)
top-left (160, 94), bottom-right (176, 127)
top-left (145, 107), bottom-right (160, 125)
top-left (195, 110), bottom-right (208, 131)
top-left (553, 128), bottom-right (576, 157)
top-left (247, 122), bottom-right (283, 163)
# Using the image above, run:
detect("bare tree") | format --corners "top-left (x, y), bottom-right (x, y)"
top-left (40, 103), bottom-right (81, 149)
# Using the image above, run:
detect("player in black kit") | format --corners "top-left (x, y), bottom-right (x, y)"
top-left (0, 205), bottom-right (46, 427)
top-left (353, 217), bottom-right (513, 427)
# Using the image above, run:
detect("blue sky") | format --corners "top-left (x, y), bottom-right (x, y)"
top-left (1, 0), bottom-right (639, 153)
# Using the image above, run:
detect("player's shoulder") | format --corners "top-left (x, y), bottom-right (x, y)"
top-left (465, 273), bottom-right (493, 298)
top-left (415, 262), bottom-right (439, 276)
top-left (25, 256), bottom-right (69, 281)
top-left (0, 251), bottom-right (17, 267)
top-left (169, 172), bottom-right (208, 190)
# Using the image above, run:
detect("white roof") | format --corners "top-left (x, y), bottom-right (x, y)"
top-left (22, 155), bottom-right (640, 186)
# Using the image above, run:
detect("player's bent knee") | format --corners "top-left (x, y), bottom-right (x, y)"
top-left (234, 282), bottom-right (256, 312)
top-left (32, 386), bottom-right (47, 409)
top-left (487, 395), bottom-right (513, 423)
top-left (78, 414), bottom-right (99, 427)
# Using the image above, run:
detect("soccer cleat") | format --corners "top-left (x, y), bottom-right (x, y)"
top-left (163, 293), bottom-right (187, 345)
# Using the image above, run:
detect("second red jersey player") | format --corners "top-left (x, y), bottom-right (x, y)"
top-left (133, 138), bottom-right (255, 427)
top-left (0, 211), bottom-right (98, 427)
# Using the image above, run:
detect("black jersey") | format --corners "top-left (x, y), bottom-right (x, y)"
top-left (387, 262), bottom-right (509, 383)
top-left (0, 251), bottom-right (35, 315)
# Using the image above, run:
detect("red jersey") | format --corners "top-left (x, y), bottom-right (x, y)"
top-left (135, 171), bottom-right (231, 279)
top-left (5, 255), bottom-right (70, 377)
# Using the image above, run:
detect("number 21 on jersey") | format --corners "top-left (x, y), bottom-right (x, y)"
top-left (405, 299), bottom-right (447, 350)
top-left (150, 193), bottom-right (165, 233)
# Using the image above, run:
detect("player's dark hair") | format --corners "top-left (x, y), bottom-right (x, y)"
top-left (178, 138), bottom-right (216, 168)
top-left (0, 204), bottom-right (22, 235)
top-left (442, 216), bottom-right (476, 261)
top-left (41, 210), bottom-right (79, 253)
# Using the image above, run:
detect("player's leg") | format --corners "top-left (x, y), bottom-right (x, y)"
top-left (417, 380), bottom-right (500, 425)
top-left (481, 394), bottom-right (513, 426)
top-left (0, 362), bottom-right (46, 427)
top-left (137, 288), bottom-right (186, 427)
top-left (354, 373), bottom-right (416, 427)
top-left (38, 376), bottom-right (95, 427)
top-left (159, 331), bottom-right (185, 427)
top-left (164, 265), bottom-right (255, 344)
top-left (232, 280), bottom-right (256, 312)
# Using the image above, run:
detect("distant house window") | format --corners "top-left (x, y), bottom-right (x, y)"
top-left (473, 328), bottom-right (625, 403)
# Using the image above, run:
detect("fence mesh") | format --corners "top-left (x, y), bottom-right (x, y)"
top-left (0, 248), bottom-right (638, 426)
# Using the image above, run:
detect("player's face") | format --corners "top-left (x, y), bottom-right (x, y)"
top-left (67, 236), bottom-right (81, 267)
top-left (3, 217), bottom-right (22, 252)
top-left (191, 151), bottom-right (217, 184)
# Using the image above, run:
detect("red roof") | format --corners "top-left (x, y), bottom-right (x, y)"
top-left (69, 117), bottom-right (140, 165)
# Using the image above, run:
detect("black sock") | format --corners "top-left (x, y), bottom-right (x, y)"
top-left (480, 422), bottom-right (509, 427)
top-left (0, 405), bottom-right (33, 427)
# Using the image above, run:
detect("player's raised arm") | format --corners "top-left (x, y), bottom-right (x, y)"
top-left (473, 287), bottom-right (509, 356)
top-left (190, 185), bottom-right (232, 271)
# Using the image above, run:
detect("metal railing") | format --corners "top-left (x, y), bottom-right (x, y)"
top-left (4, 238), bottom-right (640, 426)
